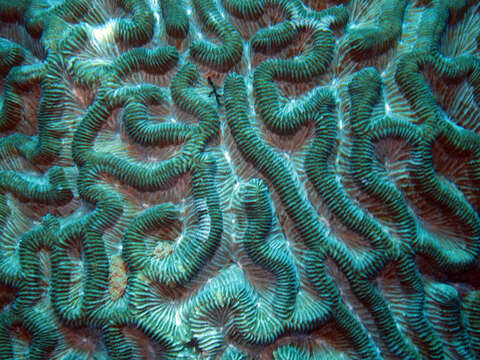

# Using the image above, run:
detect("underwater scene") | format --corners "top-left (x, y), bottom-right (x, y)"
top-left (0, 0), bottom-right (479, 358)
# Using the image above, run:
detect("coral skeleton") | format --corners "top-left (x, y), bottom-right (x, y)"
top-left (0, 0), bottom-right (479, 358)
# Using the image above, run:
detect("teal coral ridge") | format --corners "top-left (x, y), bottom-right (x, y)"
top-left (343, 0), bottom-right (409, 60)
top-left (0, 0), bottom-right (479, 358)
top-left (190, 0), bottom-right (243, 72)
top-left (123, 156), bottom-right (222, 286)
top-left (161, 0), bottom-right (189, 39)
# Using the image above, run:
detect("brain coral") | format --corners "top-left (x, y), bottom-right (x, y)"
top-left (0, 0), bottom-right (479, 358)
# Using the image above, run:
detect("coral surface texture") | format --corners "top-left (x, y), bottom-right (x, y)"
top-left (0, 0), bottom-right (480, 358)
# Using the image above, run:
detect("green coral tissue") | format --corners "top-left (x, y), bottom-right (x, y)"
top-left (0, 0), bottom-right (479, 358)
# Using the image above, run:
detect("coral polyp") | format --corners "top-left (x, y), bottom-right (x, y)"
top-left (0, 0), bottom-right (479, 358)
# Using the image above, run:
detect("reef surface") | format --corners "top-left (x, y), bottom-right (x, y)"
top-left (0, 0), bottom-right (479, 358)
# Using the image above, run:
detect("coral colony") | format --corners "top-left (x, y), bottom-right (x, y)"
top-left (0, 0), bottom-right (479, 358)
